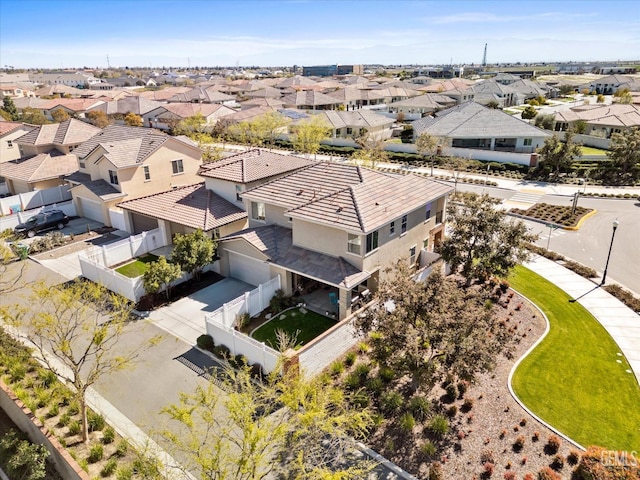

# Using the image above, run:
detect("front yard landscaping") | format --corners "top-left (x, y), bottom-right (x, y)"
top-left (509, 265), bottom-right (640, 451)
top-left (509, 202), bottom-right (594, 228)
top-left (251, 307), bottom-right (337, 349)
top-left (114, 253), bottom-right (158, 278)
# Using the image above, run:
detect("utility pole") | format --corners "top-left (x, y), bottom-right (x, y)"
top-left (482, 43), bottom-right (487, 67)
top-left (571, 191), bottom-right (579, 215)
top-left (106, 54), bottom-right (110, 69)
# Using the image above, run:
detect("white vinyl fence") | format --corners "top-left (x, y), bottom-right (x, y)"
top-left (0, 185), bottom-right (72, 216)
top-left (0, 200), bottom-right (76, 231)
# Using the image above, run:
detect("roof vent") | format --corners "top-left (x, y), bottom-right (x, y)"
top-left (336, 206), bottom-right (342, 213)
top-left (375, 202), bottom-right (380, 206)
top-left (297, 189), bottom-right (303, 195)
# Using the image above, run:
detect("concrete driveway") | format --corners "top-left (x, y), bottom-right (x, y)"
top-left (147, 277), bottom-right (254, 345)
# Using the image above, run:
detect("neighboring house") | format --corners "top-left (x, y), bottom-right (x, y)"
top-left (87, 96), bottom-right (164, 119)
top-left (440, 87), bottom-right (475, 105)
top-left (218, 163), bottom-right (451, 319)
top-left (552, 104), bottom-right (640, 137)
top-left (387, 93), bottom-right (456, 118)
top-left (13, 118), bottom-right (102, 158)
top-left (581, 74), bottom-right (640, 95)
top-left (471, 80), bottom-right (518, 107)
top-left (327, 87), bottom-right (386, 110)
top-left (1, 152), bottom-right (77, 194)
top-left (34, 84), bottom-right (85, 98)
top-left (143, 103), bottom-right (236, 131)
top-left (137, 86), bottom-right (192, 102)
top-left (30, 72), bottom-right (103, 88)
top-left (281, 91), bottom-right (343, 111)
top-left (412, 101), bottom-right (550, 153)
top-left (317, 110), bottom-right (395, 140)
top-left (0, 84), bottom-right (36, 98)
top-left (40, 98), bottom-right (106, 121)
top-left (0, 122), bottom-right (35, 163)
top-left (65, 125), bottom-right (203, 226)
top-left (166, 87), bottom-right (236, 105)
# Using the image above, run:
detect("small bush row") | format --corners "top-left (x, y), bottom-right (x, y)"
top-left (196, 334), bottom-right (265, 379)
top-left (526, 244), bottom-right (597, 279)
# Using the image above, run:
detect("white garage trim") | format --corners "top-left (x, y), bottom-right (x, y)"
top-left (228, 251), bottom-right (271, 287)
top-left (78, 197), bottom-right (104, 223)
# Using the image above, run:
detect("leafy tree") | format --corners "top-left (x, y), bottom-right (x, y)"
top-left (2, 96), bottom-right (19, 120)
top-left (142, 255), bottom-right (182, 299)
top-left (51, 107), bottom-right (70, 123)
top-left (253, 111), bottom-right (289, 150)
top-left (596, 94), bottom-right (605, 103)
top-left (573, 119), bottom-right (587, 134)
top-left (0, 430), bottom-right (49, 480)
top-left (228, 120), bottom-right (261, 149)
top-left (171, 229), bottom-right (215, 281)
top-left (355, 264), bottom-right (516, 393)
top-left (521, 105), bottom-right (537, 120)
top-left (486, 100), bottom-right (500, 109)
top-left (439, 192), bottom-right (537, 286)
top-left (415, 132), bottom-right (438, 175)
top-left (0, 108), bottom-right (12, 121)
top-left (3, 280), bottom-right (160, 444)
top-left (290, 115), bottom-right (331, 157)
top-left (1, 240), bottom-right (27, 294)
top-left (86, 110), bottom-right (110, 128)
top-left (534, 113), bottom-right (555, 130)
top-left (537, 129), bottom-right (582, 175)
top-left (558, 84), bottom-right (575, 96)
top-left (20, 107), bottom-right (48, 125)
top-left (124, 112), bottom-right (143, 126)
top-left (160, 363), bottom-right (374, 480)
top-left (613, 88), bottom-right (632, 104)
top-left (352, 133), bottom-right (388, 168)
top-left (607, 126), bottom-right (640, 181)
top-left (173, 112), bottom-right (208, 136)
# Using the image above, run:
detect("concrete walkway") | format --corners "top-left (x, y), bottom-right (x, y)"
top-left (524, 255), bottom-right (640, 384)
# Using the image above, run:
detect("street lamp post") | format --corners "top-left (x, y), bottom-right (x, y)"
top-left (600, 219), bottom-right (620, 285)
top-left (484, 163), bottom-right (490, 185)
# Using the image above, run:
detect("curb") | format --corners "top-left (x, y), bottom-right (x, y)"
top-left (564, 208), bottom-right (598, 231)
top-left (507, 286), bottom-right (586, 451)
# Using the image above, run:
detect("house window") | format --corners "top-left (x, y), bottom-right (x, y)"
top-left (235, 184), bottom-right (245, 201)
top-left (347, 234), bottom-right (361, 255)
top-left (389, 221), bottom-right (395, 236)
top-left (401, 215), bottom-right (407, 234)
top-left (423, 238), bottom-right (429, 249)
top-left (366, 230), bottom-right (378, 253)
top-left (143, 165), bottom-right (151, 181)
top-left (108, 170), bottom-right (118, 185)
top-left (523, 138), bottom-right (532, 146)
top-left (6, 140), bottom-right (13, 148)
top-left (346, 127), bottom-right (353, 135)
top-left (171, 159), bottom-right (184, 174)
top-left (425, 203), bottom-right (432, 220)
top-left (251, 201), bottom-right (265, 221)
top-left (409, 245), bottom-right (417, 265)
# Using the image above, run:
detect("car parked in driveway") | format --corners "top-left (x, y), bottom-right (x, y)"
top-left (14, 210), bottom-right (70, 238)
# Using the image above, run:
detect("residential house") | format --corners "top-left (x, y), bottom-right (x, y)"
top-left (317, 110), bottom-right (395, 140)
top-left (166, 87), bottom-right (236, 105)
top-left (470, 80), bottom-right (518, 107)
top-left (65, 125), bottom-right (203, 226)
top-left (412, 101), bottom-right (550, 153)
top-left (30, 72), bottom-right (102, 88)
top-left (218, 163), bottom-right (452, 319)
top-left (87, 96), bottom-right (164, 120)
top-left (281, 91), bottom-right (343, 111)
top-left (13, 118), bottom-right (101, 158)
top-left (387, 93), bottom-right (456, 119)
top-left (581, 74), bottom-right (640, 95)
top-left (118, 149), bottom-right (313, 243)
top-left (0, 121), bottom-right (35, 163)
top-left (552, 104), bottom-right (640, 137)
top-left (440, 87), bottom-right (475, 105)
top-left (0, 84), bottom-right (36, 98)
top-left (143, 103), bottom-right (236, 131)
top-left (41, 98), bottom-right (106, 121)
top-left (1, 152), bottom-right (77, 194)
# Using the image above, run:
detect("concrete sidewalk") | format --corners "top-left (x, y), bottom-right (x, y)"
top-left (524, 255), bottom-right (640, 384)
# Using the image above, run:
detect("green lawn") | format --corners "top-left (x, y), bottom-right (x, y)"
top-left (580, 145), bottom-right (608, 156)
top-left (510, 266), bottom-right (640, 450)
top-left (251, 307), bottom-right (337, 350)
top-left (114, 254), bottom-right (158, 278)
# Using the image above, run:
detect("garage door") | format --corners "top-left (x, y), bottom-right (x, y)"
top-left (228, 252), bottom-right (271, 286)
top-left (78, 197), bottom-right (103, 223)
top-left (131, 213), bottom-right (158, 234)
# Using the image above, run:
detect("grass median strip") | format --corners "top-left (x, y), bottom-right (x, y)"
top-left (509, 265), bottom-right (640, 450)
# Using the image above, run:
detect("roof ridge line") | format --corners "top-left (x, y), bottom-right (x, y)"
top-left (349, 185), bottom-right (366, 232)
top-left (118, 182), bottom-right (204, 204)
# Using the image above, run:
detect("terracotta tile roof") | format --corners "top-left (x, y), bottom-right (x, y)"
top-left (72, 125), bottom-right (170, 163)
top-left (281, 91), bottom-right (342, 107)
top-left (12, 97), bottom-right (49, 110)
top-left (161, 102), bottom-right (234, 119)
top-left (224, 106), bottom-right (276, 123)
top-left (319, 110), bottom-right (394, 129)
top-left (14, 119), bottom-right (101, 146)
top-left (95, 96), bottom-right (164, 115)
top-left (118, 183), bottom-right (246, 231)
top-left (239, 98), bottom-right (285, 109)
top-left (41, 98), bottom-right (105, 112)
top-left (554, 104), bottom-right (640, 127)
top-left (222, 224), bottom-right (370, 289)
top-left (198, 149), bottom-right (314, 183)
top-left (388, 93), bottom-right (455, 109)
top-left (0, 153), bottom-right (77, 182)
top-left (0, 121), bottom-right (32, 137)
top-left (137, 86), bottom-right (192, 101)
top-left (167, 87), bottom-right (236, 103)
top-left (243, 163), bottom-right (451, 233)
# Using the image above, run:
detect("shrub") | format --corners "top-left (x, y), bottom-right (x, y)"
top-left (116, 466), bottom-right (133, 480)
top-left (408, 396), bottom-right (431, 420)
top-left (47, 403), bottom-right (59, 418)
top-left (567, 449), bottom-right (580, 465)
top-left (115, 439), bottom-right (129, 457)
top-left (88, 411), bottom-right (105, 432)
top-left (380, 391), bottom-right (404, 414)
top-left (88, 444), bottom-right (104, 463)
top-left (573, 445), bottom-right (640, 480)
top-left (532, 431), bottom-right (540, 442)
top-left (352, 391), bottom-right (370, 408)
top-left (513, 435), bottom-right (525, 452)
top-left (604, 284), bottom-right (640, 312)
top-left (504, 472), bottom-right (516, 480)
top-left (196, 334), bottom-right (215, 351)
top-left (378, 366), bottom-right (395, 383)
top-left (366, 377), bottom-right (384, 394)
top-left (354, 362), bottom-right (371, 379)
top-left (329, 360), bottom-right (344, 376)
top-left (550, 454), bottom-right (564, 471)
top-left (343, 371), bottom-right (362, 391)
top-left (457, 380), bottom-right (469, 398)
top-left (563, 260), bottom-right (597, 278)
top-left (344, 351), bottom-right (357, 367)
top-left (269, 289), bottom-right (290, 314)
top-left (537, 466), bottom-right (561, 480)
top-left (101, 458), bottom-right (117, 477)
top-left (249, 363), bottom-right (264, 379)
top-left (545, 435), bottom-right (561, 454)
top-left (213, 344), bottom-right (230, 359)
top-left (421, 440), bottom-right (437, 457)
top-left (446, 405), bottom-right (458, 417)
top-left (483, 462), bottom-right (495, 477)
top-left (445, 383), bottom-right (457, 402)
top-left (102, 426), bottom-right (115, 444)
top-left (481, 450), bottom-right (496, 464)
top-left (67, 401), bottom-right (80, 416)
top-left (357, 342), bottom-right (370, 354)
top-left (38, 368), bottom-right (58, 388)
top-left (58, 413), bottom-right (70, 427)
top-left (461, 397), bottom-right (474, 412)
top-left (428, 415), bottom-right (449, 437)
top-left (68, 420), bottom-right (81, 436)
top-left (428, 461), bottom-right (443, 480)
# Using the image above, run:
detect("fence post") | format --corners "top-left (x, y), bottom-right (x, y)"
top-left (129, 235), bottom-right (137, 258)
top-left (101, 245), bottom-right (108, 267)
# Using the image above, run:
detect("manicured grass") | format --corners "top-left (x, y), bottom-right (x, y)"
top-left (510, 265), bottom-right (640, 450)
top-left (251, 307), bottom-right (337, 350)
top-left (580, 145), bottom-right (608, 156)
top-left (114, 254), bottom-right (158, 278)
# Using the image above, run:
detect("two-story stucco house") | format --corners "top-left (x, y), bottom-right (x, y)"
top-left (65, 125), bottom-right (203, 226)
top-left (217, 163), bottom-right (452, 320)
top-left (0, 121), bottom-right (34, 164)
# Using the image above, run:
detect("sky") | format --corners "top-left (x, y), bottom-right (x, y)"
top-left (1, 0), bottom-right (639, 69)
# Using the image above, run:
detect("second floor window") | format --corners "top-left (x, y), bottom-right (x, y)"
top-left (401, 215), bottom-right (407, 234)
top-left (251, 201), bottom-right (265, 221)
top-left (143, 165), bottom-right (151, 181)
top-left (425, 203), bottom-right (431, 220)
top-left (409, 246), bottom-right (417, 265)
top-left (389, 221), bottom-right (395, 236)
top-left (171, 159), bottom-right (184, 174)
top-left (348, 234), bottom-right (361, 255)
top-left (236, 184), bottom-right (245, 201)
top-left (366, 231), bottom-right (378, 253)
top-left (108, 170), bottom-right (118, 185)
top-left (6, 140), bottom-right (13, 148)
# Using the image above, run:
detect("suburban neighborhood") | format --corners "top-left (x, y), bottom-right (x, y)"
top-left (1, 1), bottom-right (639, 480)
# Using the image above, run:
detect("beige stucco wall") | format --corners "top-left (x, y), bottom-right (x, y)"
top-left (5, 177), bottom-right (61, 194)
top-left (71, 184), bottom-right (121, 225)
top-left (219, 218), bottom-right (248, 237)
top-left (1, 128), bottom-right (32, 163)
top-left (291, 218), bottom-right (361, 266)
top-left (6, 178), bottom-right (30, 194)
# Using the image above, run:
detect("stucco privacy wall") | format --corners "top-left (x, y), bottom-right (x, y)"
top-left (0, 381), bottom-right (89, 480)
